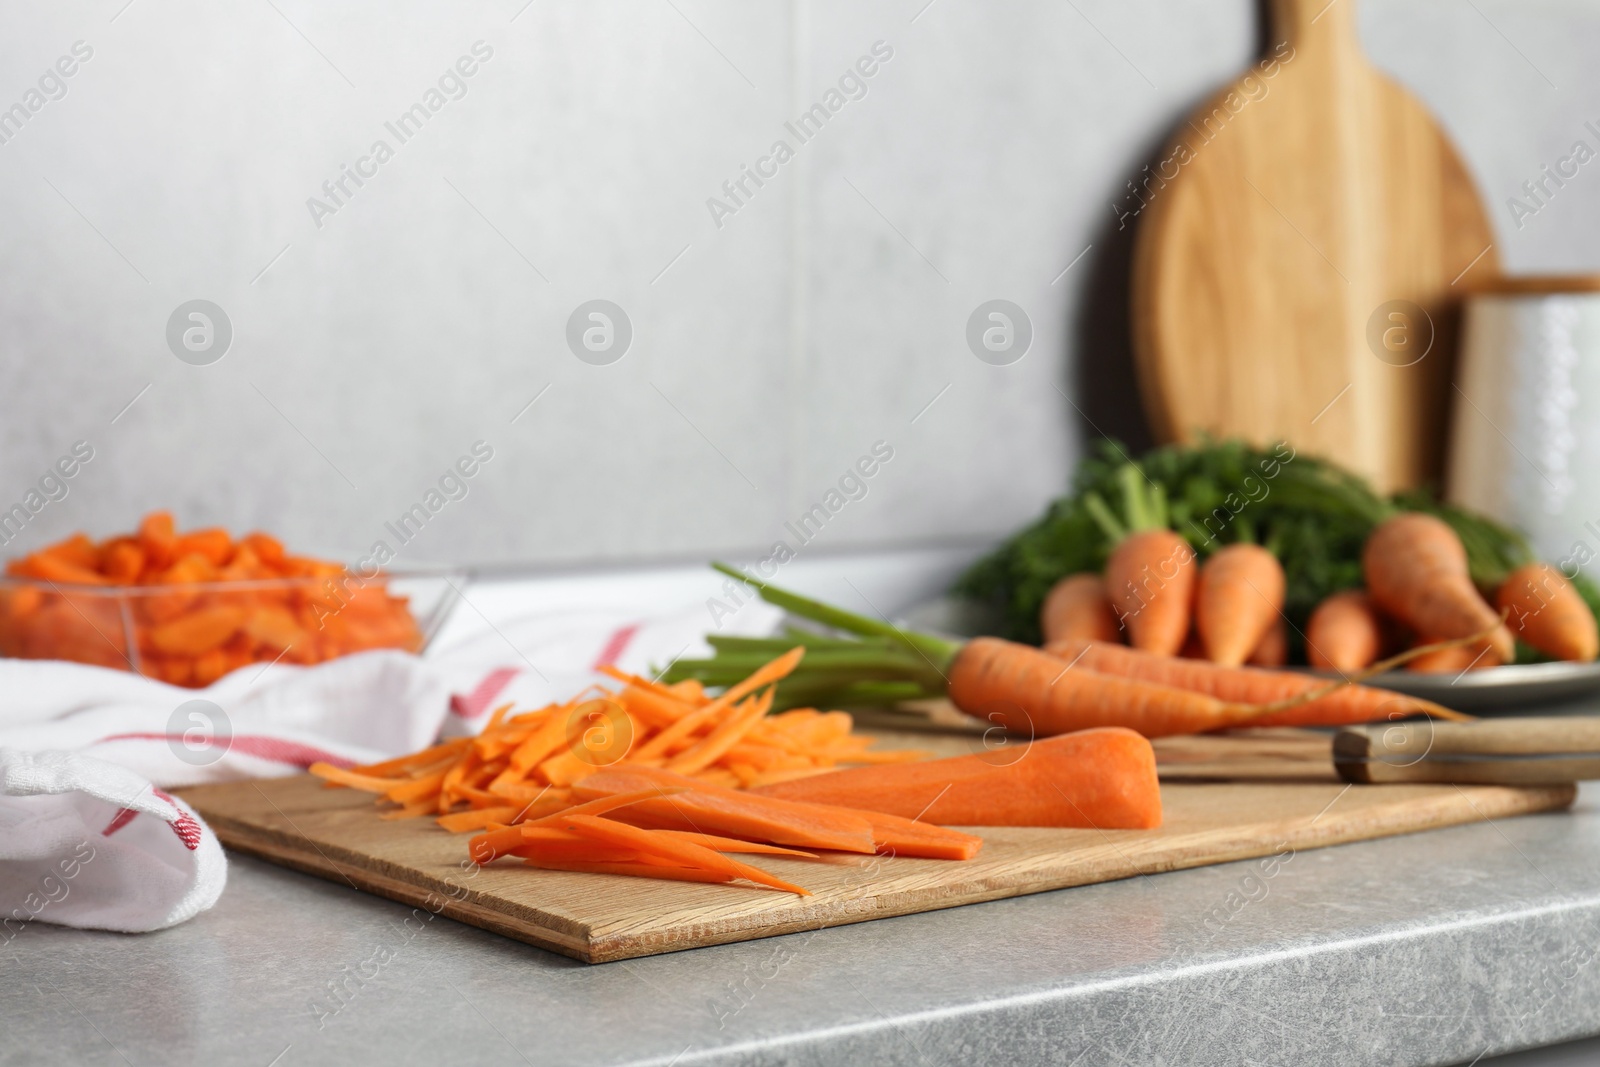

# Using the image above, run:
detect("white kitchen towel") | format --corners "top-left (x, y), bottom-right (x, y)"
top-left (0, 593), bottom-right (780, 933)
top-left (0, 748), bottom-right (226, 934)
top-left (429, 601), bottom-right (785, 733)
top-left (0, 649), bottom-right (453, 787)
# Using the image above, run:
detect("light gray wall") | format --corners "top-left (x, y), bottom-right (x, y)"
top-left (0, 0), bottom-right (1596, 569)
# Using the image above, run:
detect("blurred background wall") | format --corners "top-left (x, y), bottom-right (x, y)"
top-left (1, 0), bottom-right (1596, 570)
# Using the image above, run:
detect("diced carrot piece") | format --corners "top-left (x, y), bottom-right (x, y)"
top-left (173, 528), bottom-right (233, 566)
top-left (148, 605), bottom-right (246, 656)
top-left (138, 511), bottom-right (177, 569)
top-left (102, 540), bottom-right (146, 583)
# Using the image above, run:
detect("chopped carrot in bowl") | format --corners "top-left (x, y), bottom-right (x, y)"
top-left (0, 510), bottom-right (425, 685)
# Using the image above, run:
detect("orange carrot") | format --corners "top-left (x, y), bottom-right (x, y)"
top-left (1194, 543), bottom-right (1284, 666)
top-left (1497, 562), bottom-right (1599, 663)
top-left (554, 815), bottom-right (810, 895)
top-left (309, 763), bottom-right (404, 793)
top-left (515, 857), bottom-right (779, 887)
top-left (949, 636), bottom-right (1281, 737)
top-left (755, 728), bottom-right (1160, 830)
top-left (1363, 513), bottom-right (1513, 664)
top-left (841, 809), bottom-right (984, 860)
top-left (652, 831), bottom-right (817, 858)
top-left (572, 767), bottom-right (877, 853)
top-left (1105, 529), bottom-right (1197, 656)
top-left (147, 605), bottom-right (246, 656)
top-left (1305, 590), bottom-right (1384, 671)
top-left (1246, 618), bottom-right (1288, 668)
top-left (1040, 637), bottom-right (1466, 727)
top-left (1404, 640), bottom-right (1483, 674)
top-left (1040, 573), bottom-right (1122, 645)
top-left (436, 806), bottom-right (521, 832)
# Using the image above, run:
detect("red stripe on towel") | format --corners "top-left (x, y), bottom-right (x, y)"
top-left (450, 667), bottom-right (520, 720)
top-left (93, 733), bottom-right (356, 770)
top-left (591, 623), bottom-right (641, 670)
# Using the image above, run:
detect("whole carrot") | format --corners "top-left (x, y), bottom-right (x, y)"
top-left (1403, 640), bottom-right (1481, 674)
top-left (1305, 590), bottom-right (1384, 671)
top-left (1194, 543), bottom-right (1285, 666)
top-left (1363, 513), bottom-right (1513, 664)
top-left (678, 567), bottom-right (1467, 746)
top-left (754, 727), bottom-right (1161, 830)
top-left (1496, 562), bottom-right (1599, 663)
top-left (1041, 637), bottom-right (1467, 727)
top-left (1040, 573), bottom-right (1121, 645)
top-left (1246, 618), bottom-right (1288, 668)
top-left (1105, 529), bottom-right (1197, 657)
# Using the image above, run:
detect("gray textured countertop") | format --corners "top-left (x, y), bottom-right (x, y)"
top-left (6, 780), bottom-right (1600, 1066)
top-left (8, 559), bottom-right (1600, 1066)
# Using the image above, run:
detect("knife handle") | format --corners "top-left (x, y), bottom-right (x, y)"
top-left (1334, 717), bottom-right (1600, 785)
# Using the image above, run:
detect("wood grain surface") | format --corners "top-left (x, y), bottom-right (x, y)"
top-left (181, 748), bottom-right (1572, 963)
top-left (1130, 0), bottom-right (1498, 491)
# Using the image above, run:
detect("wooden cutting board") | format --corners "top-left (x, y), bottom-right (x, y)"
top-left (1130, 0), bottom-right (1498, 492)
top-left (181, 767), bottom-right (1571, 964)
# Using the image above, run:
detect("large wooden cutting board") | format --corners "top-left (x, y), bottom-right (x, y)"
top-left (182, 770), bottom-right (1572, 964)
top-left (1131, 0), bottom-right (1498, 491)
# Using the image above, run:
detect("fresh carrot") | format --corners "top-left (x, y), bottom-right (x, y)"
top-left (754, 727), bottom-right (1161, 830)
top-left (1363, 513), bottom-right (1514, 664)
top-left (0, 511), bottom-right (423, 683)
top-left (1078, 467), bottom-right (1197, 657)
top-left (840, 809), bottom-right (984, 861)
top-left (1041, 637), bottom-right (1469, 726)
top-left (950, 636), bottom-right (1288, 737)
top-left (572, 767), bottom-right (879, 854)
top-left (674, 566), bottom-right (1467, 742)
top-left (1305, 591), bottom-right (1384, 671)
top-left (652, 831), bottom-right (817, 858)
top-left (1403, 640), bottom-right (1482, 674)
top-left (1497, 562), bottom-right (1599, 663)
top-left (554, 815), bottom-right (811, 895)
top-left (1194, 543), bottom-right (1284, 667)
top-left (1246, 618), bottom-right (1288, 668)
top-left (1040, 573), bottom-right (1122, 645)
top-left (1105, 530), bottom-right (1196, 657)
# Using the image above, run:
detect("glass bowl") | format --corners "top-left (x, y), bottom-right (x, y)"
top-left (0, 567), bottom-right (465, 687)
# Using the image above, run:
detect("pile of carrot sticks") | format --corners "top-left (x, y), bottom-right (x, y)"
top-left (311, 647), bottom-right (982, 894)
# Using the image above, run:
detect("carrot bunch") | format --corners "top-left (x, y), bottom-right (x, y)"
top-left (0, 510), bottom-right (422, 686)
top-left (312, 649), bottom-right (992, 893)
top-left (1305, 515), bottom-right (1598, 673)
top-left (662, 566), bottom-right (1469, 744)
top-left (1051, 465), bottom-right (1288, 669)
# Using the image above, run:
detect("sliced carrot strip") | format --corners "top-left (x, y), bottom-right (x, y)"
top-left (352, 738), bottom-right (472, 778)
top-left (652, 830), bottom-right (816, 858)
top-left (665, 690), bottom-right (773, 776)
top-left (309, 763), bottom-right (403, 793)
top-left (557, 815), bottom-right (809, 895)
top-left (436, 806), bottom-right (521, 832)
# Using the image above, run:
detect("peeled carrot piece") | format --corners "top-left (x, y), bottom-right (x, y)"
top-left (665, 690), bottom-right (772, 776)
top-left (754, 727), bottom-right (1162, 830)
top-left (556, 815), bottom-right (810, 895)
top-left (148, 604), bottom-right (246, 656)
top-left (102, 540), bottom-right (146, 583)
top-left (351, 738), bottom-right (473, 778)
top-left (138, 511), bottom-right (178, 569)
top-left (652, 830), bottom-right (816, 858)
top-left (173, 528), bottom-right (233, 566)
top-left (516, 857), bottom-right (770, 887)
top-left (437, 806), bottom-right (521, 833)
top-left (575, 767), bottom-right (877, 854)
top-left (12, 554), bottom-right (110, 586)
top-left (309, 763), bottom-right (402, 793)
